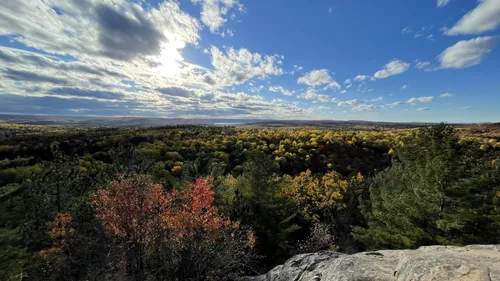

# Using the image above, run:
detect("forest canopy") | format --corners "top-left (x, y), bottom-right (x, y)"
top-left (0, 123), bottom-right (499, 280)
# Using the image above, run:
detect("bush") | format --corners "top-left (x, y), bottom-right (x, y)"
top-left (295, 223), bottom-right (337, 254)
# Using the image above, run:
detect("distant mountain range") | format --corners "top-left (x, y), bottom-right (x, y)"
top-left (0, 114), bottom-right (492, 128)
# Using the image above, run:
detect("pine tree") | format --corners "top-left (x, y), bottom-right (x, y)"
top-left (354, 124), bottom-right (500, 249)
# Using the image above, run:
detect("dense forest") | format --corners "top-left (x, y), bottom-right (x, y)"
top-left (0, 123), bottom-right (499, 280)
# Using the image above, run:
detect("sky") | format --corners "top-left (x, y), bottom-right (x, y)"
top-left (0, 0), bottom-right (499, 122)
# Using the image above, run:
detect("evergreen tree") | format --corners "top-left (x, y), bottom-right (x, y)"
top-left (217, 150), bottom-right (300, 268)
top-left (354, 124), bottom-right (500, 249)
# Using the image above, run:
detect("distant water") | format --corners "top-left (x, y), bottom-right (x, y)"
top-left (213, 122), bottom-right (245, 125)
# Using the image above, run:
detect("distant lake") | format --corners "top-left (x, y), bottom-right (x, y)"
top-left (213, 122), bottom-right (245, 125)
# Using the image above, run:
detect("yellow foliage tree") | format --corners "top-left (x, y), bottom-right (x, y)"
top-left (171, 165), bottom-right (183, 176)
top-left (278, 170), bottom-right (363, 222)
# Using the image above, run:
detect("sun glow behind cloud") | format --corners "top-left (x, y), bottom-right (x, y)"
top-left (156, 41), bottom-right (184, 77)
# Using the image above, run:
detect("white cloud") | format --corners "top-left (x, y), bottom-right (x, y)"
top-left (463, 106), bottom-right (473, 110)
top-left (338, 99), bottom-right (361, 107)
top-left (0, 0), bottom-right (330, 120)
top-left (402, 25), bottom-right (434, 40)
top-left (417, 107), bottom-right (430, 111)
top-left (298, 89), bottom-right (338, 102)
top-left (290, 65), bottom-right (304, 75)
top-left (354, 75), bottom-right (370, 81)
top-left (356, 85), bottom-right (374, 93)
top-left (402, 26), bottom-right (412, 34)
top-left (247, 83), bottom-right (264, 94)
top-left (0, 45), bottom-right (303, 119)
top-left (269, 85), bottom-right (293, 96)
top-left (209, 46), bottom-right (284, 86)
top-left (294, 65), bottom-right (304, 71)
top-left (415, 61), bottom-right (431, 69)
top-left (352, 104), bottom-right (379, 111)
top-left (387, 101), bottom-right (404, 107)
top-left (373, 59), bottom-right (410, 79)
top-left (0, 0), bottom-right (201, 62)
top-left (337, 99), bottom-right (379, 111)
top-left (220, 29), bottom-right (235, 37)
top-left (192, 0), bottom-right (243, 34)
top-left (328, 7), bottom-right (333, 13)
top-left (437, 36), bottom-right (498, 69)
top-left (407, 96), bottom-right (435, 105)
top-left (440, 93), bottom-right (453, 98)
top-left (344, 79), bottom-right (352, 89)
top-left (297, 69), bottom-right (340, 89)
top-left (370, 97), bottom-right (384, 102)
top-left (437, 0), bottom-right (453, 8)
top-left (346, 75), bottom-right (373, 93)
top-left (6, 0), bottom-right (491, 121)
top-left (445, 0), bottom-right (500, 35)
top-left (401, 84), bottom-right (408, 89)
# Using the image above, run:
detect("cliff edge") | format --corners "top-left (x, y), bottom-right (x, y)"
top-left (245, 245), bottom-right (500, 281)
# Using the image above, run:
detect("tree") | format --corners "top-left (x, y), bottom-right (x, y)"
top-left (354, 124), bottom-right (500, 249)
top-left (21, 152), bottom-right (82, 250)
top-left (171, 165), bottom-right (183, 176)
top-left (91, 175), bottom-right (255, 280)
top-left (278, 169), bottom-right (361, 222)
top-left (215, 151), bottom-right (299, 268)
top-left (278, 170), bottom-right (364, 253)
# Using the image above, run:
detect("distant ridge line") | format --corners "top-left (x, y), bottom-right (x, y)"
top-left (0, 114), bottom-right (494, 128)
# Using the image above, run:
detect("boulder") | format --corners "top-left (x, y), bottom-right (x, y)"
top-left (244, 245), bottom-right (500, 281)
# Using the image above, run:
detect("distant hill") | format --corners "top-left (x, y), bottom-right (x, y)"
top-left (0, 114), bottom-right (485, 128)
top-left (0, 114), bottom-right (214, 127)
top-left (247, 119), bottom-right (434, 128)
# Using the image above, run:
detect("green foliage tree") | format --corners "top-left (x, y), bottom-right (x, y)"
top-left (354, 124), bottom-right (500, 249)
top-left (214, 151), bottom-right (300, 267)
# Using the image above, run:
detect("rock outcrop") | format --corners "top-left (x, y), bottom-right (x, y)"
top-left (245, 245), bottom-right (500, 281)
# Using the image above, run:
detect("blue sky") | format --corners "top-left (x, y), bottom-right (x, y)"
top-left (0, 0), bottom-right (499, 122)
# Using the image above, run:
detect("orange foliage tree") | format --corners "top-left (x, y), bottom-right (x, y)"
top-left (40, 213), bottom-right (75, 259)
top-left (91, 175), bottom-right (167, 250)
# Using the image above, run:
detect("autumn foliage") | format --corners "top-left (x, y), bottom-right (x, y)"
top-left (91, 176), bottom-right (245, 243)
top-left (90, 175), bottom-right (255, 280)
top-left (91, 175), bottom-right (166, 247)
top-left (162, 178), bottom-right (235, 241)
top-left (6, 124), bottom-right (499, 280)
top-left (40, 213), bottom-right (74, 259)
top-left (278, 169), bottom-right (363, 222)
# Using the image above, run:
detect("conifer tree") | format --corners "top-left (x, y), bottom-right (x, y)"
top-left (355, 124), bottom-right (500, 249)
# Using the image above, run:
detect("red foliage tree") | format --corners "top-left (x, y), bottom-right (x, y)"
top-left (90, 175), bottom-right (254, 280)
top-left (162, 178), bottom-right (232, 240)
top-left (91, 175), bottom-right (167, 247)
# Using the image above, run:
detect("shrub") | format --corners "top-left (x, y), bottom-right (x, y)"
top-left (295, 223), bottom-right (337, 254)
